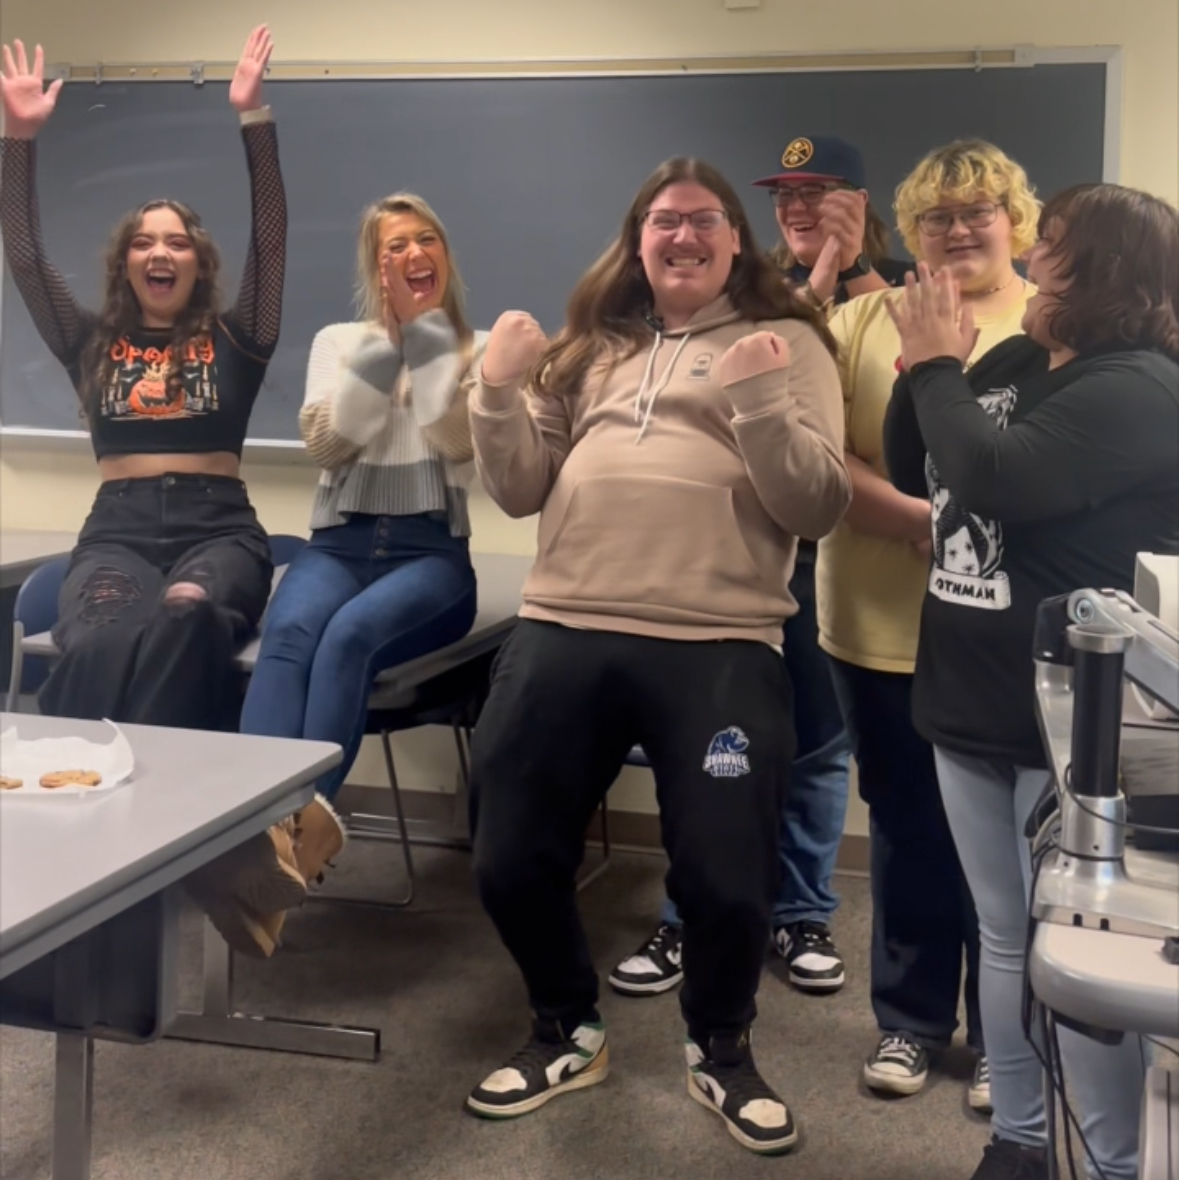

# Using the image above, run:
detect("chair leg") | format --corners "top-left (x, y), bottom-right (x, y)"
top-left (379, 728), bottom-right (416, 907)
top-left (450, 723), bottom-right (472, 835)
top-left (7, 621), bottom-right (26, 714)
top-left (576, 798), bottom-right (613, 892)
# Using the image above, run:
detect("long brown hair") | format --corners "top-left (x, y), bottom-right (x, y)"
top-left (81, 200), bottom-right (221, 408)
top-left (535, 157), bottom-right (834, 398)
top-left (769, 199), bottom-right (893, 271)
top-left (1037, 184), bottom-right (1179, 363)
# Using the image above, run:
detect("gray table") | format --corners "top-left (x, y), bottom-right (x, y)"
top-left (0, 529), bottom-right (76, 590)
top-left (0, 713), bottom-right (342, 1180)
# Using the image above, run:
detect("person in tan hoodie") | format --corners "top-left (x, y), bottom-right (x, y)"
top-left (462, 156), bottom-right (850, 1156)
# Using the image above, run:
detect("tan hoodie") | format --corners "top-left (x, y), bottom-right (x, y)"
top-left (470, 296), bottom-right (850, 645)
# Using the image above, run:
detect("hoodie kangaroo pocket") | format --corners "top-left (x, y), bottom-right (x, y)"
top-left (530, 474), bottom-right (766, 621)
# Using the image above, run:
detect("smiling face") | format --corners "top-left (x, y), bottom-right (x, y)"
top-left (378, 211), bottom-right (450, 313)
top-left (772, 181), bottom-right (858, 267)
top-left (916, 193), bottom-right (1015, 294)
top-left (639, 181), bottom-right (740, 327)
top-left (124, 206), bottom-right (201, 327)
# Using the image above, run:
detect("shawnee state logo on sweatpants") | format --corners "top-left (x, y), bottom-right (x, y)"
top-left (703, 727), bottom-right (751, 778)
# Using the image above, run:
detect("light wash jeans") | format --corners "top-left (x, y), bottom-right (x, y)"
top-left (934, 747), bottom-right (1146, 1180)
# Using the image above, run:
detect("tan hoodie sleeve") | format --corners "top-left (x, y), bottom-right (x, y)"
top-left (469, 375), bottom-right (574, 518)
top-left (723, 320), bottom-right (852, 541)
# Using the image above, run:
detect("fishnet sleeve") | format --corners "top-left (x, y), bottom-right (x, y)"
top-left (0, 138), bottom-right (92, 364)
top-left (226, 120), bottom-right (287, 355)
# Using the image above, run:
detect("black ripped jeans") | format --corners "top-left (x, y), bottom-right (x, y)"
top-left (40, 474), bottom-right (273, 732)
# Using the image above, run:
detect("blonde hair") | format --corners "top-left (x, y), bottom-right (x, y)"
top-left (894, 139), bottom-right (1041, 259)
top-left (354, 193), bottom-right (472, 343)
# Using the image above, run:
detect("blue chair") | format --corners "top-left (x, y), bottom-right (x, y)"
top-left (6, 535), bottom-right (307, 711)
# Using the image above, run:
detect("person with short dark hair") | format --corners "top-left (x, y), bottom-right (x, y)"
top-left (883, 182), bottom-right (1179, 1180)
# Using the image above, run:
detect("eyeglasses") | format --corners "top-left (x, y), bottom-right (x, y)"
top-left (769, 182), bottom-right (850, 208)
top-left (643, 209), bottom-right (730, 233)
top-left (917, 202), bottom-right (1002, 236)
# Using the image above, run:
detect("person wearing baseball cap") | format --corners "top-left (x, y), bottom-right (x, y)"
top-left (753, 134), bottom-right (911, 305)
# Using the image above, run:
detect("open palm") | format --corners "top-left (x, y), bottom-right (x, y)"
top-left (1, 42), bottom-right (62, 138)
top-left (229, 25), bottom-right (274, 113)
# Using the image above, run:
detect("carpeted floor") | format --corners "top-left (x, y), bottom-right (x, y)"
top-left (0, 843), bottom-right (992, 1180)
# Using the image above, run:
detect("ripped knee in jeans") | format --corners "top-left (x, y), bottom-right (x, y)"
top-left (162, 580), bottom-right (211, 610)
top-left (78, 567), bottom-right (142, 626)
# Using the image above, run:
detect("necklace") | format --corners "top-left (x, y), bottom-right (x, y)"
top-left (971, 271), bottom-right (1021, 298)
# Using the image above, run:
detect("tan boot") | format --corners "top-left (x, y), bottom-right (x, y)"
top-left (293, 795), bottom-right (347, 886)
top-left (183, 824), bottom-right (307, 958)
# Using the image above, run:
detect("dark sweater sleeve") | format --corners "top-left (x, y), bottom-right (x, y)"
top-left (224, 119), bottom-right (287, 357)
top-left (908, 354), bottom-right (1179, 524)
top-left (0, 137), bottom-right (94, 365)
top-left (881, 371), bottom-right (929, 497)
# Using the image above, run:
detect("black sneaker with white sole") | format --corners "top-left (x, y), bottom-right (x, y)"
top-left (686, 1030), bottom-right (798, 1155)
top-left (773, 921), bottom-right (846, 992)
top-left (466, 1017), bottom-right (609, 1118)
top-left (608, 923), bottom-right (683, 996)
top-left (863, 1033), bottom-right (930, 1096)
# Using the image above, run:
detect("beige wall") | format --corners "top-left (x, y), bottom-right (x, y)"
top-left (2, 0), bottom-right (1177, 831)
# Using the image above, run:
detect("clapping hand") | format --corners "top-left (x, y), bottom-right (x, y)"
top-left (229, 25), bottom-right (273, 113)
top-left (381, 254), bottom-right (422, 332)
top-left (0, 41), bottom-right (62, 139)
top-left (886, 262), bottom-right (979, 371)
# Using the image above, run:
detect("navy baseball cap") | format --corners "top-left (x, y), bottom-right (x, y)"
top-left (752, 135), bottom-right (866, 190)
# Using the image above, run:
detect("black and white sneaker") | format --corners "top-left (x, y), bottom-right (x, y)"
top-left (466, 1018), bottom-right (609, 1118)
top-left (863, 1033), bottom-right (930, 1096)
top-left (686, 1031), bottom-right (798, 1155)
top-left (773, 921), bottom-right (846, 992)
top-left (969, 1135), bottom-right (1049, 1180)
top-left (608, 923), bottom-right (683, 996)
top-left (968, 1053), bottom-right (992, 1112)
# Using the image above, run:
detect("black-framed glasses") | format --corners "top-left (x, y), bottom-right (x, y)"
top-left (643, 208), bottom-right (730, 233)
top-left (917, 202), bottom-right (1002, 236)
top-left (770, 182), bottom-right (852, 208)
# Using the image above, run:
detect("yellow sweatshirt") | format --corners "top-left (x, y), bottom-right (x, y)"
top-left (470, 296), bottom-right (851, 646)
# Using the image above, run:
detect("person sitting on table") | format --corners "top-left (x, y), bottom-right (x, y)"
top-left (0, 30), bottom-right (305, 956)
top-left (236, 193), bottom-right (483, 947)
top-left (815, 138), bottom-right (1042, 1108)
top-left (465, 156), bottom-right (850, 1155)
top-left (883, 184), bottom-right (1179, 1180)
top-left (610, 133), bottom-right (915, 1002)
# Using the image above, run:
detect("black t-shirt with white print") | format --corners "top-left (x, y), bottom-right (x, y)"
top-left (883, 334), bottom-right (1179, 767)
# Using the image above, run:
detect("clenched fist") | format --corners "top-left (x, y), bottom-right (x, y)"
top-left (718, 331), bottom-right (791, 387)
top-left (481, 311), bottom-right (548, 386)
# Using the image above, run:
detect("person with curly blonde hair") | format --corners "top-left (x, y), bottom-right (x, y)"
top-left (815, 139), bottom-right (1039, 1108)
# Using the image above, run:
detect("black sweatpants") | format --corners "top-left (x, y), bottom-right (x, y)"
top-left (470, 619), bottom-right (795, 1042)
top-left (40, 473), bottom-right (272, 732)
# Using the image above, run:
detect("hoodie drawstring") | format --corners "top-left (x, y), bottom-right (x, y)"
top-left (633, 331), bottom-right (691, 444)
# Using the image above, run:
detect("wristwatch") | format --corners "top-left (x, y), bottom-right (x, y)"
top-left (836, 252), bottom-right (873, 282)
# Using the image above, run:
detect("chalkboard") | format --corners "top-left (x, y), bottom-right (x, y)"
top-left (0, 63), bottom-right (1106, 442)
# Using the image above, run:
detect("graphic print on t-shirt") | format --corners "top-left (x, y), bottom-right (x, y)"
top-left (925, 385), bottom-right (1016, 611)
top-left (100, 335), bottom-right (219, 421)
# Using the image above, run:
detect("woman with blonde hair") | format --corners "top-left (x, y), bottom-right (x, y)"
top-left (816, 139), bottom-right (1040, 1106)
top-left (463, 156), bottom-right (849, 1155)
top-left (235, 192), bottom-right (484, 952)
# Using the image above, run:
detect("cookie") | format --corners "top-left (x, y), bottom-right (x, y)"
top-left (39, 769), bottom-right (103, 789)
top-left (0, 775), bottom-right (23, 790)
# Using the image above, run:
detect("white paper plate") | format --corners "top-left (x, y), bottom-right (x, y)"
top-left (0, 721), bottom-right (135, 800)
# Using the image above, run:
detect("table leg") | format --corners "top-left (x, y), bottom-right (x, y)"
top-left (166, 921), bottom-right (380, 1062)
top-left (52, 1033), bottom-right (93, 1180)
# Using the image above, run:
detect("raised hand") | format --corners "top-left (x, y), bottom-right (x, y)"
top-left (380, 253), bottom-right (421, 331)
top-left (815, 188), bottom-right (868, 271)
top-left (481, 312), bottom-right (548, 386)
top-left (229, 25), bottom-right (273, 113)
top-left (0, 42), bottom-right (63, 139)
top-left (805, 235), bottom-right (843, 306)
top-left (718, 330), bottom-right (791, 388)
top-left (886, 262), bottom-right (979, 370)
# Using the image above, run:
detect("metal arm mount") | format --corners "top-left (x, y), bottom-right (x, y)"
top-left (1032, 588), bottom-right (1179, 939)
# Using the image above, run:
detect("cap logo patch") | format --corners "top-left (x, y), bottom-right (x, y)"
top-left (781, 137), bottom-right (814, 169)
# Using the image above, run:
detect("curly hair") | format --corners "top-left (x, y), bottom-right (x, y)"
top-left (894, 139), bottom-right (1041, 259)
top-left (535, 157), bottom-right (833, 399)
top-left (81, 200), bottom-right (220, 409)
top-left (1037, 183), bottom-right (1179, 362)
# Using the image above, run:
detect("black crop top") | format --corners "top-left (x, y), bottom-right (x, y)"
top-left (0, 119), bottom-right (287, 459)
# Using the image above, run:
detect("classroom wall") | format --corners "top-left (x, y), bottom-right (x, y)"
top-left (2, 0), bottom-right (1177, 834)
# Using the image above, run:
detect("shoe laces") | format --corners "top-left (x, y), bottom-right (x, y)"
top-left (791, 921), bottom-right (835, 951)
top-left (875, 1035), bottom-right (922, 1067)
top-left (502, 1029), bottom-right (574, 1078)
top-left (974, 1055), bottom-right (991, 1085)
top-left (647, 924), bottom-right (681, 954)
